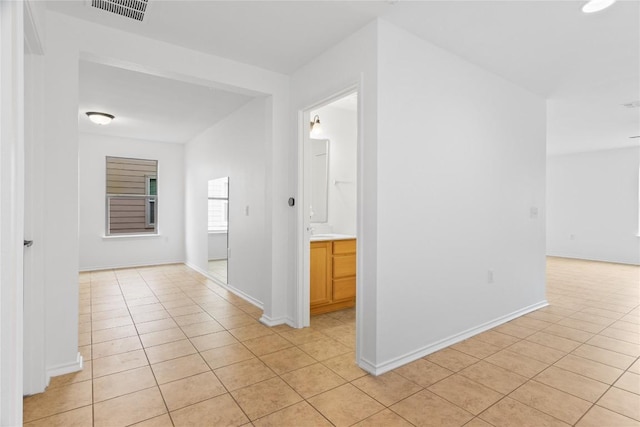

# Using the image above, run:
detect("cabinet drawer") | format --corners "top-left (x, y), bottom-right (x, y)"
top-left (333, 239), bottom-right (356, 254)
top-left (333, 277), bottom-right (356, 300)
top-left (333, 254), bottom-right (356, 278)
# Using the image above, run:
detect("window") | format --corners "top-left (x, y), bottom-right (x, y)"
top-left (208, 177), bottom-right (229, 232)
top-left (145, 175), bottom-right (157, 227)
top-left (106, 156), bottom-right (158, 235)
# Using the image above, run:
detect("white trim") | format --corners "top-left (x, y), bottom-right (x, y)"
top-left (45, 352), bottom-right (83, 386)
top-left (101, 233), bottom-right (162, 240)
top-left (296, 84), bottom-right (361, 330)
top-left (259, 314), bottom-right (295, 328)
top-left (186, 262), bottom-right (264, 310)
top-left (78, 259), bottom-right (185, 272)
top-left (353, 76), bottom-right (365, 366)
top-left (359, 300), bottom-right (549, 376)
top-left (1, 1), bottom-right (25, 423)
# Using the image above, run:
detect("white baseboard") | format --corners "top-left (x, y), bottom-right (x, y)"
top-left (46, 352), bottom-right (83, 384)
top-left (223, 284), bottom-right (263, 310)
top-left (357, 356), bottom-right (379, 375)
top-left (260, 314), bottom-right (295, 328)
top-left (360, 300), bottom-right (549, 376)
top-left (186, 262), bottom-right (264, 310)
top-left (79, 259), bottom-right (185, 272)
top-left (546, 253), bottom-right (640, 266)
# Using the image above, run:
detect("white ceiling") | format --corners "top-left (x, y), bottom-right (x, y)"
top-left (51, 1), bottom-right (639, 154)
top-left (327, 93), bottom-right (358, 112)
top-left (79, 61), bottom-right (254, 143)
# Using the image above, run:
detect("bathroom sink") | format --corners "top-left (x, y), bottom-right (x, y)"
top-left (310, 233), bottom-right (355, 241)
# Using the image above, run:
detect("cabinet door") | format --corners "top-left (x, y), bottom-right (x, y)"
top-left (310, 242), bottom-right (332, 306)
top-left (333, 277), bottom-right (356, 300)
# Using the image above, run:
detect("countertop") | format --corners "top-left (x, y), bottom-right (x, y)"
top-left (310, 234), bottom-right (356, 242)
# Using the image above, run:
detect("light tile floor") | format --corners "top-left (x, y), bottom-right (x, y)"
top-left (24, 257), bottom-right (640, 426)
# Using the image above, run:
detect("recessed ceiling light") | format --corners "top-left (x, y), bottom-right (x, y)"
top-left (86, 112), bottom-right (114, 125)
top-left (582, 0), bottom-right (616, 13)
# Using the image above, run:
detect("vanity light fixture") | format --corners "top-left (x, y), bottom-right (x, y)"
top-left (582, 0), bottom-right (616, 13)
top-left (86, 111), bottom-right (115, 125)
top-left (310, 115), bottom-right (322, 137)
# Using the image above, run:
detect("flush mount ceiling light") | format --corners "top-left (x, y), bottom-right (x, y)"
top-left (310, 115), bottom-right (322, 137)
top-left (86, 112), bottom-right (114, 125)
top-left (582, 0), bottom-right (616, 13)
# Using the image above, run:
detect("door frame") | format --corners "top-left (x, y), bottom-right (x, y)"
top-left (295, 82), bottom-right (362, 334)
top-left (0, 1), bottom-right (25, 423)
top-left (22, 0), bottom-right (47, 397)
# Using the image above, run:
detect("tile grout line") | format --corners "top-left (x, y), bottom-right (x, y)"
top-left (29, 260), bottom-right (639, 426)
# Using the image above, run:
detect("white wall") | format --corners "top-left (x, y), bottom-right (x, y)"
top-left (30, 9), bottom-right (291, 393)
top-left (373, 21), bottom-right (547, 371)
top-left (290, 21), bottom-right (379, 362)
top-left (292, 19), bottom-right (546, 374)
top-left (547, 147), bottom-right (640, 265)
top-left (78, 133), bottom-right (185, 270)
top-left (185, 97), bottom-right (268, 307)
top-left (310, 104), bottom-right (357, 235)
top-left (208, 233), bottom-right (228, 260)
top-left (42, 10), bottom-right (82, 382)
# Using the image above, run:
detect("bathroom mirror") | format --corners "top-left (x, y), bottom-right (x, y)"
top-left (310, 138), bottom-right (329, 223)
top-left (207, 177), bottom-right (229, 284)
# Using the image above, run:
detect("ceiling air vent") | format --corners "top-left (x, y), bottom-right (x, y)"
top-left (91, 0), bottom-right (149, 22)
top-left (622, 100), bottom-right (640, 108)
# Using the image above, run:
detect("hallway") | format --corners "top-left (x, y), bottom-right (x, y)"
top-left (23, 257), bottom-right (639, 426)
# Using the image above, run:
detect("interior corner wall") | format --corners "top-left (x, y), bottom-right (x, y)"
top-left (374, 21), bottom-right (547, 370)
top-left (184, 97), bottom-right (268, 307)
top-left (42, 11), bottom-right (81, 377)
top-left (78, 133), bottom-right (185, 270)
top-left (547, 147), bottom-right (640, 265)
top-left (290, 20), bottom-right (379, 365)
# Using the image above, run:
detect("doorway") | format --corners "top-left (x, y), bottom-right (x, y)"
top-left (299, 88), bottom-right (360, 337)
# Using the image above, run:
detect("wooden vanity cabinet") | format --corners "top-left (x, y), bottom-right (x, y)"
top-left (310, 239), bottom-right (356, 315)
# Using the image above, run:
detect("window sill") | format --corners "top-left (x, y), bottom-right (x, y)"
top-left (208, 231), bottom-right (228, 235)
top-left (102, 234), bottom-right (162, 240)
